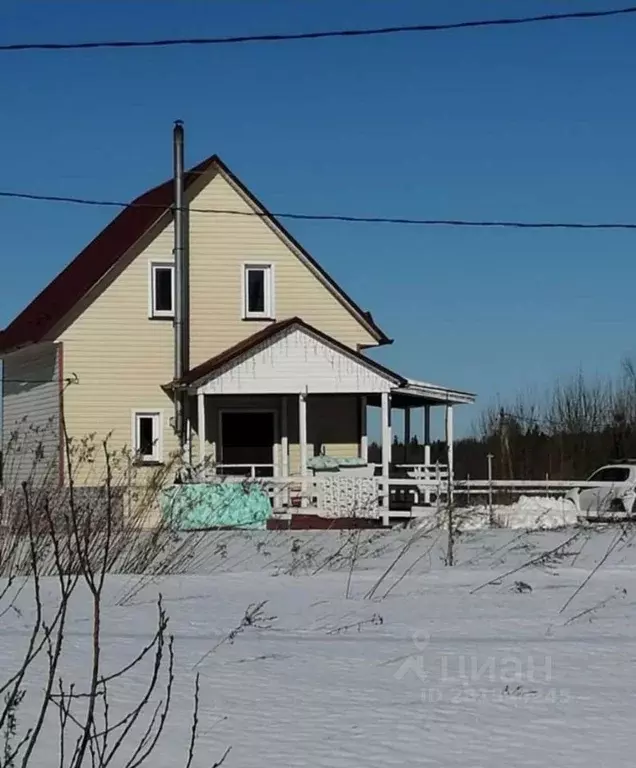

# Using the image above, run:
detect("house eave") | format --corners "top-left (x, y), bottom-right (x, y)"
top-left (397, 378), bottom-right (477, 406)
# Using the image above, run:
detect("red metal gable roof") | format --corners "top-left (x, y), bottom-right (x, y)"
top-left (0, 154), bottom-right (217, 355)
top-left (0, 154), bottom-right (390, 355)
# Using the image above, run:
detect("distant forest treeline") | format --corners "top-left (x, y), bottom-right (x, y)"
top-left (369, 360), bottom-right (636, 481)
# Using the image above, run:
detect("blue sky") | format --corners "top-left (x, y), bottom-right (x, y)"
top-left (1, 0), bottom-right (635, 439)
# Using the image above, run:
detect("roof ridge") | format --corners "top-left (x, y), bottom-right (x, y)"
top-left (0, 153), bottom-right (390, 355)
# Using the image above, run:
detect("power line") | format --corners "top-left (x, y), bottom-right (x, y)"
top-left (1, 188), bottom-right (636, 231)
top-left (1, 5), bottom-right (635, 52)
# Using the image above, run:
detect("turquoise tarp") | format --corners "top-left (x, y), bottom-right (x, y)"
top-left (336, 457), bottom-right (369, 468)
top-left (307, 455), bottom-right (340, 471)
top-left (307, 455), bottom-right (369, 471)
top-left (161, 482), bottom-right (272, 530)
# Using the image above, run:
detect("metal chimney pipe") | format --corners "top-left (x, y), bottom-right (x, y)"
top-left (173, 120), bottom-right (188, 447)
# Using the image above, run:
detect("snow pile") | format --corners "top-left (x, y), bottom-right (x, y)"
top-left (456, 495), bottom-right (577, 531)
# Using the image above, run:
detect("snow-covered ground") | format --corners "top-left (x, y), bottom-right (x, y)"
top-left (455, 494), bottom-right (578, 530)
top-left (2, 523), bottom-right (636, 767)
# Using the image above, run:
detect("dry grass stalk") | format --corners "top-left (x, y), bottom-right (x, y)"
top-left (0, 420), bottom-right (229, 767)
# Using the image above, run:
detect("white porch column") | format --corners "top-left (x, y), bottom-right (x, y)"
top-left (423, 404), bottom-right (431, 465)
top-left (423, 404), bottom-right (432, 504)
top-left (359, 395), bottom-right (368, 462)
top-left (445, 403), bottom-right (454, 502)
top-left (281, 396), bottom-right (289, 477)
top-left (404, 407), bottom-right (411, 464)
top-left (299, 392), bottom-right (308, 508)
top-left (183, 396), bottom-right (192, 463)
top-left (197, 391), bottom-right (206, 465)
top-left (280, 396), bottom-right (289, 508)
top-left (381, 392), bottom-right (392, 515)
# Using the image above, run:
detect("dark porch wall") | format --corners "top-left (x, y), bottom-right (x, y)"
top-left (286, 394), bottom-right (360, 472)
top-left (199, 395), bottom-right (279, 454)
top-left (305, 394), bottom-right (360, 459)
top-left (191, 393), bottom-right (361, 472)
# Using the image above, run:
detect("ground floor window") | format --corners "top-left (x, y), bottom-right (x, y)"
top-left (133, 411), bottom-right (162, 463)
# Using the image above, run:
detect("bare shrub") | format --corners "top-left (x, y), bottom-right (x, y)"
top-left (0, 424), bottom-right (229, 767)
top-left (471, 359), bottom-right (636, 481)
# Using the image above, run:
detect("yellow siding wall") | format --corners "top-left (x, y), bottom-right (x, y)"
top-left (57, 168), bottom-right (375, 475)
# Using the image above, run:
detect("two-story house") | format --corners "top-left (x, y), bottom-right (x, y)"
top-left (0, 136), bottom-right (474, 512)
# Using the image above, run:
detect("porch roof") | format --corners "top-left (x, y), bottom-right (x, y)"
top-left (393, 378), bottom-right (476, 407)
top-left (166, 318), bottom-right (477, 405)
top-left (366, 380), bottom-right (476, 409)
top-left (166, 317), bottom-right (405, 396)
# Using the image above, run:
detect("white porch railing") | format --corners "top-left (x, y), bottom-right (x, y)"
top-left (394, 463), bottom-right (449, 505)
top-left (181, 464), bottom-right (627, 525)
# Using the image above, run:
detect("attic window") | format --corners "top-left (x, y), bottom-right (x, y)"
top-left (150, 263), bottom-right (175, 318)
top-left (242, 264), bottom-right (274, 319)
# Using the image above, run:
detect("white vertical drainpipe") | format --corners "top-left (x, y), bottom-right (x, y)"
top-left (173, 120), bottom-right (189, 449)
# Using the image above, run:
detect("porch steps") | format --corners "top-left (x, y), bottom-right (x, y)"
top-left (267, 514), bottom-right (382, 530)
top-left (267, 505), bottom-right (437, 530)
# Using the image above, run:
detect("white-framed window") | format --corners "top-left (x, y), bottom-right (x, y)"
top-left (149, 262), bottom-right (175, 318)
top-left (133, 411), bottom-right (162, 463)
top-left (242, 263), bottom-right (274, 319)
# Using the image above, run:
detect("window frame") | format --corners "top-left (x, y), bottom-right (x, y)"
top-left (241, 263), bottom-right (275, 320)
top-left (148, 261), bottom-right (175, 319)
top-left (132, 410), bottom-right (163, 464)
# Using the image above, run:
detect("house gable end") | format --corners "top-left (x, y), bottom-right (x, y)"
top-left (189, 322), bottom-right (400, 396)
top-left (211, 158), bottom-right (390, 347)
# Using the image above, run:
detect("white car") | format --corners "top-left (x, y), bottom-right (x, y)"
top-left (566, 462), bottom-right (636, 521)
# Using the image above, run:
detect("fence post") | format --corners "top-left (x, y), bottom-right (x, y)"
top-left (487, 453), bottom-right (494, 527)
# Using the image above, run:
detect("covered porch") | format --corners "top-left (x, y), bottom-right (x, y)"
top-left (169, 318), bottom-right (476, 521)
